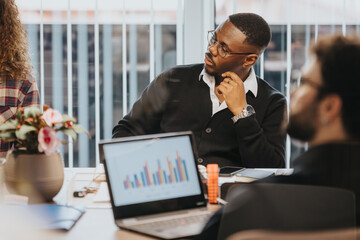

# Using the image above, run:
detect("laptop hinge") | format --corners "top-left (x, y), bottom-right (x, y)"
top-left (119, 207), bottom-right (208, 225)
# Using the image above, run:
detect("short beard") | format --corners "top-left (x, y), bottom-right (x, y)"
top-left (286, 104), bottom-right (318, 142)
top-left (204, 67), bottom-right (218, 77)
top-left (286, 116), bottom-right (316, 142)
top-left (204, 68), bottom-right (223, 85)
top-left (204, 66), bottom-right (212, 75)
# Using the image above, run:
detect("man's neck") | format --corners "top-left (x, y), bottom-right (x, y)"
top-left (238, 68), bottom-right (251, 81)
top-left (308, 124), bottom-right (349, 148)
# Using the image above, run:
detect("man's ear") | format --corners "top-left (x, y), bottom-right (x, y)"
top-left (243, 54), bottom-right (258, 68)
top-left (319, 94), bottom-right (342, 124)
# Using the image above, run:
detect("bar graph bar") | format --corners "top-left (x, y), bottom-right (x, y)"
top-left (123, 151), bottom-right (189, 189)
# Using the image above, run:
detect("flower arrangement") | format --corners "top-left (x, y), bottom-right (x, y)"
top-left (0, 105), bottom-right (89, 155)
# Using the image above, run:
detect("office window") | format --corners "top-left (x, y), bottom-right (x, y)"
top-left (17, 0), bottom-right (179, 167)
top-left (15, 0), bottom-right (360, 167)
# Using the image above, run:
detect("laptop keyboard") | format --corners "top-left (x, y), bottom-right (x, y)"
top-left (130, 211), bottom-right (212, 231)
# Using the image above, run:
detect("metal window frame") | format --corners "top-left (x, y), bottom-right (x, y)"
top-left (30, 0), bottom-right (358, 168)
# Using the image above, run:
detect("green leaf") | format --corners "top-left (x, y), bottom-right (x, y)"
top-left (61, 129), bottom-right (77, 141)
top-left (24, 107), bottom-right (41, 118)
top-left (15, 125), bottom-right (37, 140)
top-left (16, 110), bottom-right (22, 120)
top-left (0, 132), bottom-right (17, 141)
top-left (61, 114), bottom-right (77, 122)
top-left (72, 124), bottom-right (91, 138)
top-left (0, 120), bottom-right (18, 131)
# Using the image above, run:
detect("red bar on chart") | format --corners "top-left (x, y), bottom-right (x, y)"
top-left (176, 151), bottom-right (184, 181)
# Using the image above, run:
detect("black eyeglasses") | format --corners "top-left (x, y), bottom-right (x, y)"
top-left (296, 76), bottom-right (331, 99)
top-left (298, 77), bottom-right (323, 90)
top-left (207, 30), bottom-right (256, 58)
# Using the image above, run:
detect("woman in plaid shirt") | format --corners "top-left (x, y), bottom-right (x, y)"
top-left (0, 0), bottom-right (40, 158)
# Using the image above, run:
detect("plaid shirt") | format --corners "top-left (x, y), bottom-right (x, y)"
top-left (0, 74), bottom-right (40, 157)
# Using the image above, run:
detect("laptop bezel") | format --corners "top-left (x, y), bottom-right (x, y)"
top-left (99, 131), bottom-right (208, 220)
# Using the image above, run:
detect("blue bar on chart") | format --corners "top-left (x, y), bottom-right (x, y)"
top-left (123, 150), bottom-right (189, 189)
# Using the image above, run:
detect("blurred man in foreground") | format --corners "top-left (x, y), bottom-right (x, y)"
top-left (273, 34), bottom-right (360, 214)
top-left (199, 34), bottom-right (360, 239)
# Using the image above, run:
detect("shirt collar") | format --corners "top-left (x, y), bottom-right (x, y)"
top-left (199, 68), bottom-right (258, 97)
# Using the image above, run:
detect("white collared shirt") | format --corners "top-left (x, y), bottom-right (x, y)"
top-left (199, 68), bottom-right (258, 115)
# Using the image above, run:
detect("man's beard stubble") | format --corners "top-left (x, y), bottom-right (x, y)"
top-left (285, 104), bottom-right (318, 143)
top-left (204, 68), bottom-right (224, 85)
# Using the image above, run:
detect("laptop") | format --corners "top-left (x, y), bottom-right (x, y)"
top-left (99, 131), bottom-right (213, 239)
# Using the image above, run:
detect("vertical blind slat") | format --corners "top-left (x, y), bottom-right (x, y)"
top-left (342, 0), bottom-right (346, 36)
top-left (285, 1), bottom-right (292, 168)
top-left (103, 25), bottom-right (114, 140)
top-left (129, 25), bottom-right (138, 107)
top-left (150, 0), bottom-right (155, 82)
top-left (95, 0), bottom-right (101, 165)
top-left (39, 0), bottom-right (44, 111)
top-left (78, 24), bottom-right (90, 167)
top-left (176, 0), bottom-right (184, 65)
top-left (67, 0), bottom-right (74, 168)
top-left (260, 0), bottom-right (265, 80)
top-left (122, 0), bottom-right (128, 115)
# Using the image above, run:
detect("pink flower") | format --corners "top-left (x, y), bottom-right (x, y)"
top-left (42, 108), bottom-right (63, 126)
top-left (38, 127), bottom-right (61, 156)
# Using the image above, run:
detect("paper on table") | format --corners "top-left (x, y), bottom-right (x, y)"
top-left (218, 176), bottom-right (237, 185)
top-left (275, 168), bottom-right (294, 176)
top-left (93, 182), bottom-right (110, 203)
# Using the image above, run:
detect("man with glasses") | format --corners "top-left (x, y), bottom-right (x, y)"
top-left (200, 35), bottom-right (360, 239)
top-left (277, 35), bottom-right (360, 199)
top-left (113, 13), bottom-right (286, 168)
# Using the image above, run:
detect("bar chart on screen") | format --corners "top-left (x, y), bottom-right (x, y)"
top-left (123, 151), bottom-right (190, 189)
top-left (103, 135), bottom-right (201, 207)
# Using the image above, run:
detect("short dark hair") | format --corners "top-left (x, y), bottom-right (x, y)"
top-left (229, 13), bottom-right (271, 50)
top-left (312, 35), bottom-right (360, 140)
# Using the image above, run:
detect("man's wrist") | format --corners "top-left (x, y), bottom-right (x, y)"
top-left (231, 104), bottom-right (255, 123)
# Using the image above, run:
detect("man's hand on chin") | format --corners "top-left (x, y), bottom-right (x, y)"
top-left (216, 71), bottom-right (247, 115)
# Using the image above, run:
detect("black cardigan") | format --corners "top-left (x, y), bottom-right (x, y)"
top-left (113, 64), bottom-right (286, 168)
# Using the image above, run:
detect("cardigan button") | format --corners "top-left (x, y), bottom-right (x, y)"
top-left (205, 128), bottom-right (212, 134)
top-left (197, 158), bottom-right (204, 163)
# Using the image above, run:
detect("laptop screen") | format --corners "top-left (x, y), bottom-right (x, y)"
top-left (100, 132), bottom-right (206, 219)
top-left (103, 134), bottom-right (201, 207)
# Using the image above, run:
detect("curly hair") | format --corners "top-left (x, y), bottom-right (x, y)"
top-left (311, 35), bottom-right (360, 140)
top-left (0, 0), bottom-right (32, 79)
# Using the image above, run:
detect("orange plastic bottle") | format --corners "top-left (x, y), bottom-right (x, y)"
top-left (206, 164), bottom-right (219, 204)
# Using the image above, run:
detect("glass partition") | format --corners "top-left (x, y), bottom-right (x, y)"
top-left (15, 0), bottom-right (360, 167)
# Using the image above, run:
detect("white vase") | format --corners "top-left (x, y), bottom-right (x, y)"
top-left (4, 151), bottom-right (64, 203)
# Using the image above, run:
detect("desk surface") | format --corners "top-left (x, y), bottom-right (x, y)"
top-left (52, 206), bottom-right (220, 240)
top-left (1, 167), bottom-right (220, 240)
top-left (53, 168), bottom-right (165, 239)
top-left (51, 208), bottom-right (158, 240)
top-left (2, 166), bottom-right (290, 240)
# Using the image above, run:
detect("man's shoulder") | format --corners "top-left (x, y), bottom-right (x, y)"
top-left (256, 77), bottom-right (285, 99)
top-left (254, 77), bottom-right (286, 111)
top-left (293, 142), bottom-right (360, 169)
top-left (162, 63), bottom-right (204, 75)
top-left (155, 63), bottom-right (204, 84)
